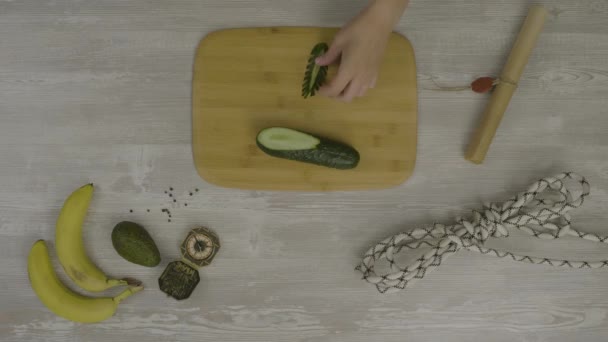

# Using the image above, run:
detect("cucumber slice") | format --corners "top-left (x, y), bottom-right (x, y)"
top-left (301, 43), bottom-right (329, 98)
top-left (256, 127), bottom-right (360, 170)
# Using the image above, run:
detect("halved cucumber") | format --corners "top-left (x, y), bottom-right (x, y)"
top-left (256, 127), bottom-right (360, 170)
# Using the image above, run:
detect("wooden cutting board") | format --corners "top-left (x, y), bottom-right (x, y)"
top-left (192, 27), bottom-right (417, 191)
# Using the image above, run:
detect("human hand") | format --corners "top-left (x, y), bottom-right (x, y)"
top-left (315, 0), bottom-right (409, 102)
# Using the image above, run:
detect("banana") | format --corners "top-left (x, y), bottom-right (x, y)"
top-left (27, 240), bottom-right (143, 323)
top-left (55, 183), bottom-right (130, 292)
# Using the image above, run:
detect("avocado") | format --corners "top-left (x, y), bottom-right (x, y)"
top-left (112, 221), bottom-right (161, 267)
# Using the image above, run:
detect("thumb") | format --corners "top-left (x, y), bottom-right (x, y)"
top-left (315, 41), bottom-right (343, 66)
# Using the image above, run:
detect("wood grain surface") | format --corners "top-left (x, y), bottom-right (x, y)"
top-left (2, 0), bottom-right (608, 341)
top-left (192, 27), bottom-right (417, 191)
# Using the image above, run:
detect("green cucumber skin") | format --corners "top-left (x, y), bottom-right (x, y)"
top-left (302, 43), bottom-right (329, 98)
top-left (256, 130), bottom-right (360, 170)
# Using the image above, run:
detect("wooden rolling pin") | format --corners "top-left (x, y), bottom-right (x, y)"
top-left (465, 5), bottom-right (548, 164)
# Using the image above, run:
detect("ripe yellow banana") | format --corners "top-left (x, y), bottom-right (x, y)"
top-left (27, 240), bottom-right (143, 323)
top-left (55, 183), bottom-right (130, 292)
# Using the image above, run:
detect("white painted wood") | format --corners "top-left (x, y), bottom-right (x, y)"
top-left (2, 0), bottom-right (608, 341)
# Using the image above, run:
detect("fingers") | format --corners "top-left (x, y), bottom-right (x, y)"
top-left (320, 72), bottom-right (377, 102)
top-left (314, 35), bottom-right (380, 101)
top-left (318, 68), bottom-right (352, 98)
top-left (315, 40), bottom-right (343, 66)
top-left (315, 39), bottom-right (349, 97)
top-left (340, 82), bottom-right (360, 103)
top-left (338, 81), bottom-right (367, 103)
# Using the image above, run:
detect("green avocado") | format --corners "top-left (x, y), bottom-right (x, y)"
top-left (112, 221), bottom-right (161, 267)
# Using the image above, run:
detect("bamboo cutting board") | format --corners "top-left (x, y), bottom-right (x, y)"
top-left (192, 27), bottom-right (417, 191)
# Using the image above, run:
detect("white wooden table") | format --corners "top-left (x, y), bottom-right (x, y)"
top-left (2, 1), bottom-right (608, 341)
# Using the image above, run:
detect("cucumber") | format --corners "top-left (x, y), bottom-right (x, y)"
top-left (256, 127), bottom-right (360, 170)
top-left (301, 42), bottom-right (329, 98)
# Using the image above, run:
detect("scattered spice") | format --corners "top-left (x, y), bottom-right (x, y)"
top-left (128, 186), bottom-right (202, 222)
